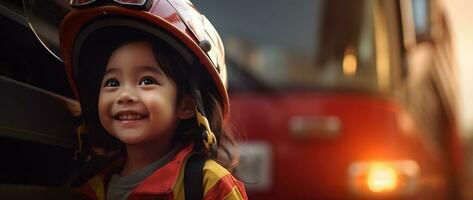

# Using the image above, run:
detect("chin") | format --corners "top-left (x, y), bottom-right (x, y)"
top-left (120, 137), bottom-right (146, 145)
top-left (113, 131), bottom-right (148, 145)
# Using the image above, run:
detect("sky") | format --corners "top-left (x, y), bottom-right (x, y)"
top-left (443, 0), bottom-right (473, 137)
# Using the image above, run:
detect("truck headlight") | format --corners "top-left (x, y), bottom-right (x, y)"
top-left (348, 160), bottom-right (420, 197)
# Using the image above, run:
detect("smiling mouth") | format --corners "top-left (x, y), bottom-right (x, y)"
top-left (113, 111), bottom-right (148, 121)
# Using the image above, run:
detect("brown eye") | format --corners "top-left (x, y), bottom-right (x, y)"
top-left (139, 77), bottom-right (157, 85)
top-left (104, 79), bottom-right (120, 87)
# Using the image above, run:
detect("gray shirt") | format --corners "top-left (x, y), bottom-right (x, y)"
top-left (106, 144), bottom-right (182, 200)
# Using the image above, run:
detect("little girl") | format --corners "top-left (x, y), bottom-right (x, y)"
top-left (58, 0), bottom-right (247, 199)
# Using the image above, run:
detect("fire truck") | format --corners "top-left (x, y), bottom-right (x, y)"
top-left (0, 0), bottom-right (82, 199)
top-left (0, 0), bottom-right (465, 199)
top-left (194, 0), bottom-right (463, 199)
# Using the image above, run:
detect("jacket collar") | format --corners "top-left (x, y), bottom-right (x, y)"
top-left (80, 142), bottom-right (194, 198)
top-left (132, 143), bottom-right (193, 194)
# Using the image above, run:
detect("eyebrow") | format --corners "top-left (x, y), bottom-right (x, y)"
top-left (104, 67), bottom-right (120, 76)
top-left (137, 65), bottom-right (164, 74)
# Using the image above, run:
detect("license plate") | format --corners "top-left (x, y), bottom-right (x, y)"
top-left (234, 141), bottom-right (272, 191)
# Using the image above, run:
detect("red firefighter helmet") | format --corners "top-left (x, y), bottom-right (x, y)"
top-left (60, 0), bottom-right (228, 117)
top-left (59, 0), bottom-right (227, 151)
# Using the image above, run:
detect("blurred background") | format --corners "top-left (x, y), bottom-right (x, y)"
top-left (445, 0), bottom-right (473, 139)
top-left (0, 0), bottom-right (472, 199)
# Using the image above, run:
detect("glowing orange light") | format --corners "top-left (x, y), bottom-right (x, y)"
top-left (343, 52), bottom-right (357, 77)
top-left (366, 163), bottom-right (398, 192)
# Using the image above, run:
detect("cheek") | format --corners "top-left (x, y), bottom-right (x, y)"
top-left (98, 91), bottom-right (112, 126)
top-left (143, 92), bottom-right (177, 118)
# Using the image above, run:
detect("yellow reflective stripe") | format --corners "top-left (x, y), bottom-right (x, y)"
top-left (88, 175), bottom-right (106, 200)
top-left (223, 186), bottom-right (244, 200)
top-left (173, 159), bottom-right (186, 200)
top-left (203, 159), bottom-right (230, 195)
top-left (173, 158), bottom-right (233, 199)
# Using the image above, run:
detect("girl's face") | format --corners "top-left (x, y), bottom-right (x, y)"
top-left (98, 41), bottom-right (188, 146)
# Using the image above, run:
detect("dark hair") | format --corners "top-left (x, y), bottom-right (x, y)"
top-left (77, 27), bottom-right (238, 170)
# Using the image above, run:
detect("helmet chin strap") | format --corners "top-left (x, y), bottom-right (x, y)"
top-left (191, 81), bottom-right (217, 155)
top-left (193, 89), bottom-right (218, 154)
top-left (74, 121), bottom-right (91, 162)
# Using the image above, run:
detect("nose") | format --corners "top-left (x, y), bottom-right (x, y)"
top-left (117, 89), bottom-right (138, 104)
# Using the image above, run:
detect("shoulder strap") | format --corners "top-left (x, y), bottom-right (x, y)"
top-left (184, 153), bottom-right (207, 200)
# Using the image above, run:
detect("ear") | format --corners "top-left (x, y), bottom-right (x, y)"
top-left (177, 94), bottom-right (195, 120)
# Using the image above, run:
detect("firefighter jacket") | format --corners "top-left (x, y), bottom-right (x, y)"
top-left (77, 143), bottom-right (248, 200)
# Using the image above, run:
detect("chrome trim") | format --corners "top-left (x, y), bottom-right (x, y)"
top-left (289, 115), bottom-right (341, 139)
